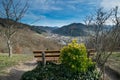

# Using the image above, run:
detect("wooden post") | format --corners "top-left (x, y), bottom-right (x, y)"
top-left (42, 51), bottom-right (46, 67)
top-left (87, 51), bottom-right (90, 58)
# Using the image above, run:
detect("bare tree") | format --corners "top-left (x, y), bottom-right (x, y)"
top-left (112, 6), bottom-right (120, 49)
top-left (0, 0), bottom-right (29, 57)
top-left (84, 7), bottom-right (120, 79)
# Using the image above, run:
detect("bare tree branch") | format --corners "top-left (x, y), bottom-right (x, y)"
top-left (84, 7), bottom-right (120, 80)
top-left (0, 0), bottom-right (29, 57)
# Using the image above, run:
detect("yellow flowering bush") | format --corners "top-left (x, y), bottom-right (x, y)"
top-left (60, 39), bottom-right (95, 72)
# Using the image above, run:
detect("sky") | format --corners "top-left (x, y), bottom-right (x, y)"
top-left (20, 0), bottom-right (120, 27)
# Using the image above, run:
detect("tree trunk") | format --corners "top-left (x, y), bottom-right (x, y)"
top-left (7, 40), bottom-right (12, 57)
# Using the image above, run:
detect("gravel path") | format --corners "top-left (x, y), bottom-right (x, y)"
top-left (0, 59), bottom-right (37, 80)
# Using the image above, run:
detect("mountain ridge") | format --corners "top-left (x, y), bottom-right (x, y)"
top-left (52, 23), bottom-right (88, 36)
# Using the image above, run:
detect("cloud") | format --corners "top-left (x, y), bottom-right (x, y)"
top-left (98, 0), bottom-right (120, 25)
top-left (29, 0), bottom-right (92, 12)
top-left (21, 0), bottom-right (103, 26)
top-left (28, 0), bottom-right (101, 13)
top-left (32, 18), bottom-right (81, 27)
top-left (21, 11), bottom-right (47, 25)
top-left (29, 0), bottom-right (62, 11)
top-left (100, 0), bottom-right (120, 10)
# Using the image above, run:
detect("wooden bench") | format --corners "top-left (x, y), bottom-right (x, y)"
top-left (33, 50), bottom-right (60, 66)
top-left (33, 49), bottom-right (95, 65)
top-left (87, 49), bottom-right (95, 58)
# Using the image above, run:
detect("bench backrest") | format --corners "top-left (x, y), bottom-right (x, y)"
top-left (33, 49), bottom-right (95, 62)
top-left (33, 50), bottom-right (60, 62)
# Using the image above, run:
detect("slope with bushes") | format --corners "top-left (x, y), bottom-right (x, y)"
top-left (0, 18), bottom-right (61, 54)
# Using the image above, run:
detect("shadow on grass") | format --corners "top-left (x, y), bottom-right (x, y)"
top-left (0, 61), bottom-right (37, 80)
top-left (0, 69), bottom-right (25, 80)
top-left (105, 66), bottom-right (120, 80)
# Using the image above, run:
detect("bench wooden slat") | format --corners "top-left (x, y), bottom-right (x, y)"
top-left (36, 57), bottom-right (59, 62)
top-left (34, 54), bottom-right (60, 57)
top-left (33, 50), bottom-right (60, 54)
top-left (87, 49), bottom-right (95, 52)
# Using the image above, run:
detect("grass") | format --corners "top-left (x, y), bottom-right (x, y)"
top-left (109, 52), bottom-right (120, 60)
top-left (0, 53), bottom-right (33, 75)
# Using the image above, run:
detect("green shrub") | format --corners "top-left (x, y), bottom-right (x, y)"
top-left (60, 39), bottom-right (95, 72)
top-left (21, 62), bottom-right (100, 80)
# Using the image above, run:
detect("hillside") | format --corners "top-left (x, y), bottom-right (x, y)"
top-left (52, 23), bottom-right (88, 36)
top-left (0, 18), bottom-right (46, 34)
top-left (0, 18), bottom-right (30, 29)
top-left (0, 18), bottom-right (61, 54)
top-left (31, 26), bottom-right (58, 33)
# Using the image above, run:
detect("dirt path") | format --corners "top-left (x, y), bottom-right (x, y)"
top-left (0, 60), bottom-right (119, 80)
top-left (0, 59), bottom-right (37, 80)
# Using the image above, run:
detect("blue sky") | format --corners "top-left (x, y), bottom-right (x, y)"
top-left (21, 0), bottom-right (120, 27)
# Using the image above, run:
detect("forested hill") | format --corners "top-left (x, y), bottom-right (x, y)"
top-left (52, 23), bottom-right (88, 36)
